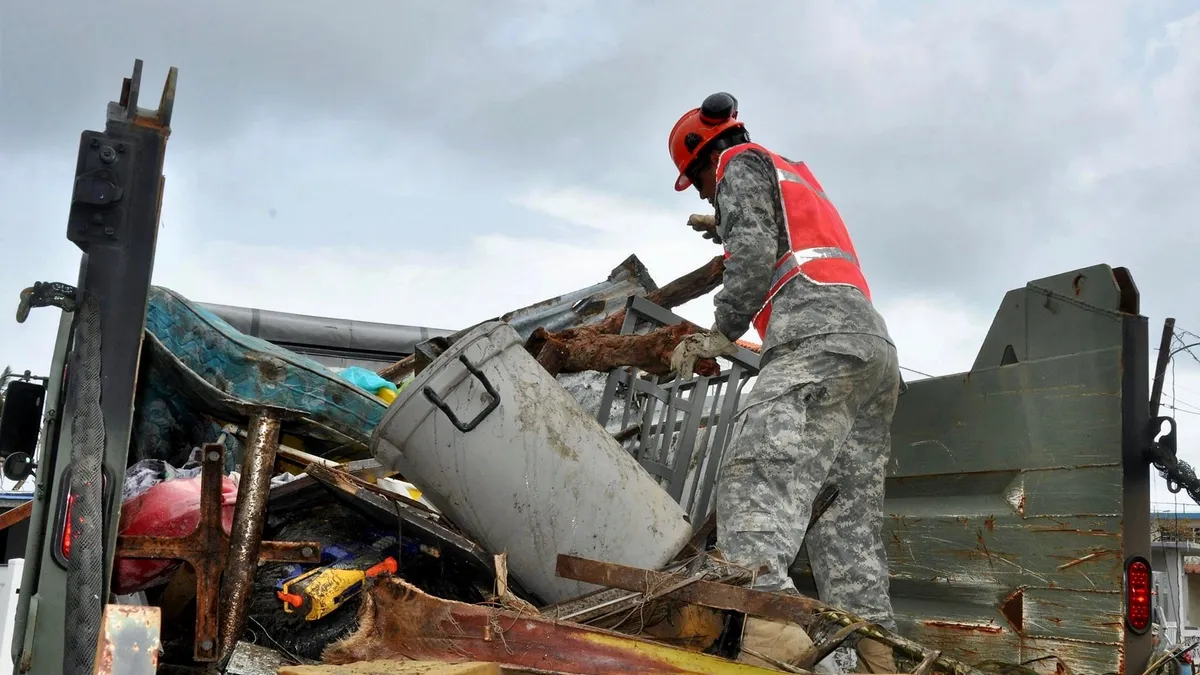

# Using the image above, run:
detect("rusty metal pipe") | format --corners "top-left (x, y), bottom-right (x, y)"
top-left (218, 410), bottom-right (282, 662)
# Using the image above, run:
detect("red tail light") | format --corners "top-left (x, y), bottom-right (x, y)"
top-left (1126, 557), bottom-right (1152, 634)
top-left (61, 494), bottom-right (76, 560)
top-left (52, 468), bottom-right (107, 569)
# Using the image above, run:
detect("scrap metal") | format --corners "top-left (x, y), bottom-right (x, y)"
top-left (219, 406), bottom-right (306, 664)
top-left (303, 463), bottom-right (497, 584)
top-left (322, 577), bottom-right (792, 674)
top-left (116, 442), bottom-right (321, 662)
top-left (556, 554), bottom-right (985, 675)
top-left (94, 605), bottom-right (162, 675)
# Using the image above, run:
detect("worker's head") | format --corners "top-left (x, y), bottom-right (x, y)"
top-left (669, 92), bottom-right (750, 202)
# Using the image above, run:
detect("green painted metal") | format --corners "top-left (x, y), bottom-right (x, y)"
top-left (794, 264), bottom-right (1152, 674)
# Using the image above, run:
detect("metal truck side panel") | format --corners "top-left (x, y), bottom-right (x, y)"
top-left (793, 264), bottom-right (1150, 674)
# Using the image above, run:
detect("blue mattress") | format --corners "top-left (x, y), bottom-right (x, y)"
top-left (132, 286), bottom-right (386, 466)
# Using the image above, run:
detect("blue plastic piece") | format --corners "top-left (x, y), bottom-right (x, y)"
top-left (337, 367), bottom-right (398, 395)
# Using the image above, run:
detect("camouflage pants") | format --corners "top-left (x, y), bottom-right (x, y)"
top-left (715, 333), bottom-right (900, 630)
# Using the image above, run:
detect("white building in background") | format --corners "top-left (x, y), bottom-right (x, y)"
top-left (1153, 540), bottom-right (1200, 646)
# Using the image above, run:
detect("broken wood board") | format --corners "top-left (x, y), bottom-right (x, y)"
top-left (524, 255), bottom-right (727, 377)
top-left (555, 554), bottom-right (985, 675)
top-left (0, 500), bottom-right (32, 532)
top-left (323, 578), bottom-right (792, 674)
top-left (529, 323), bottom-right (720, 377)
top-left (590, 255), bottom-right (725, 335)
top-left (282, 662), bottom-right (518, 675)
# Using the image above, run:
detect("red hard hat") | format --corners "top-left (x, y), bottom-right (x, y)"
top-left (669, 92), bottom-right (744, 191)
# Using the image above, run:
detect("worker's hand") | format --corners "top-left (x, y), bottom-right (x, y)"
top-left (670, 326), bottom-right (738, 376)
top-left (687, 213), bottom-right (722, 244)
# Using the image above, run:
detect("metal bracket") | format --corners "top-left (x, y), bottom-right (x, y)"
top-left (423, 355), bottom-right (500, 433)
top-left (66, 133), bottom-right (138, 248)
top-left (16, 282), bottom-right (77, 323)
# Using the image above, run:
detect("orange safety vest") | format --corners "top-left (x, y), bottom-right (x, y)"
top-left (715, 143), bottom-right (872, 341)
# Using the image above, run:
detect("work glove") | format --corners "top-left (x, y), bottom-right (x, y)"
top-left (670, 326), bottom-right (738, 376)
top-left (687, 213), bottom-right (722, 244)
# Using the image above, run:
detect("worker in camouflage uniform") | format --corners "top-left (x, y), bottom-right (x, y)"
top-left (668, 93), bottom-right (900, 673)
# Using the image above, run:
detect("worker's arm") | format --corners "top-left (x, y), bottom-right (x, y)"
top-left (712, 151), bottom-right (780, 340)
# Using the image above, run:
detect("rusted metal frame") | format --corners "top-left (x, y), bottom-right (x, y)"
top-left (116, 441), bottom-right (320, 662)
top-left (218, 408), bottom-right (295, 665)
top-left (306, 460), bottom-right (440, 519)
top-left (556, 554), bottom-right (986, 675)
top-left (94, 605), bottom-right (162, 675)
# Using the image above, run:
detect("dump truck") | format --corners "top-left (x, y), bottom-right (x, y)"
top-left (4, 60), bottom-right (1197, 675)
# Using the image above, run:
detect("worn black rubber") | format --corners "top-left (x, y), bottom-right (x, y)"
top-left (63, 292), bottom-right (107, 675)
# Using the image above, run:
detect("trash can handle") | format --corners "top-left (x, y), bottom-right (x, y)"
top-left (423, 355), bottom-right (501, 433)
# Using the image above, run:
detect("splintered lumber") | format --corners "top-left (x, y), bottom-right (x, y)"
top-left (526, 255), bottom-right (726, 376)
top-left (591, 255), bottom-right (726, 335)
top-left (378, 354), bottom-right (416, 383)
top-left (527, 323), bottom-right (720, 377)
top-left (525, 256), bottom-right (727, 376)
top-left (323, 578), bottom-right (788, 674)
top-left (555, 555), bottom-right (985, 675)
top-left (0, 501), bottom-right (32, 532)
top-left (281, 663), bottom-right (512, 675)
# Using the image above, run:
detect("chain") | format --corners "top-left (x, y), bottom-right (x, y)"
top-left (1146, 419), bottom-right (1200, 505)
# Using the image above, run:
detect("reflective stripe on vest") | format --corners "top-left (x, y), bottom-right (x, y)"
top-left (715, 143), bottom-right (871, 341)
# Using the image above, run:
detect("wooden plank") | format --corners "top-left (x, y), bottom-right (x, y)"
top-left (323, 578), bottom-right (786, 675)
top-left (0, 501), bottom-right (32, 532)
top-left (281, 662), bottom-right (503, 675)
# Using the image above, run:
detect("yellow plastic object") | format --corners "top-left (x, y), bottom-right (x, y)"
top-left (376, 387), bottom-right (398, 404)
top-left (278, 557), bottom-right (398, 621)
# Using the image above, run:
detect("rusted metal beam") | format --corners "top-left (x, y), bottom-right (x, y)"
top-left (94, 605), bottom-right (162, 675)
top-left (116, 442), bottom-right (320, 662)
top-left (324, 578), bottom-right (789, 674)
top-left (219, 407), bottom-right (295, 665)
top-left (555, 554), bottom-right (985, 675)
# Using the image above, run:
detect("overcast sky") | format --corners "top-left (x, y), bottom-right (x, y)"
top-left (2, 0), bottom-right (1199, 506)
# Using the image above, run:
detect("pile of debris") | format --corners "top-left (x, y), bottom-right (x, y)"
top-left (86, 254), bottom-right (1020, 675)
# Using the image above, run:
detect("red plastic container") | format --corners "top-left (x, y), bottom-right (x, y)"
top-left (112, 474), bottom-right (238, 595)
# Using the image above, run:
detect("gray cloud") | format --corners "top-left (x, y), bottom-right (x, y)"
top-left (2, 0), bottom-right (1199, 362)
